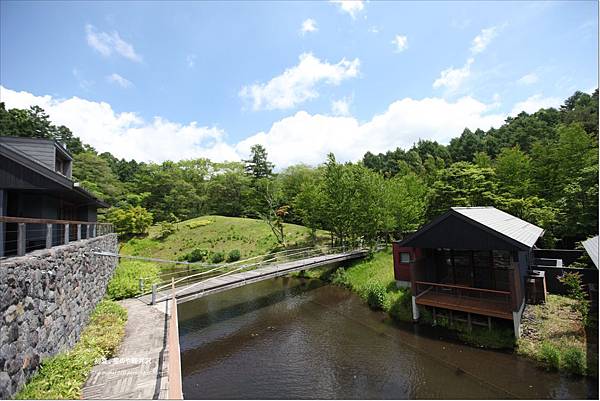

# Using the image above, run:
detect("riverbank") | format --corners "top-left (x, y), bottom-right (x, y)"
top-left (15, 300), bottom-right (127, 399)
top-left (300, 248), bottom-right (596, 375)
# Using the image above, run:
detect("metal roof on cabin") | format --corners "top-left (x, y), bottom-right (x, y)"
top-left (582, 235), bottom-right (599, 269)
top-left (451, 206), bottom-right (544, 248)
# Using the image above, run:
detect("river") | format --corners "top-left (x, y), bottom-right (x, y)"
top-left (179, 276), bottom-right (597, 399)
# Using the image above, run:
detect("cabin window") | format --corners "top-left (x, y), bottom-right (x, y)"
top-left (400, 252), bottom-right (410, 263)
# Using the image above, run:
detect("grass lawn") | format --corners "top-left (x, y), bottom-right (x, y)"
top-left (107, 215), bottom-right (329, 299)
top-left (517, 294), bottom-right (597, 376)
top-left (15, 300), bottom-right (127, 399)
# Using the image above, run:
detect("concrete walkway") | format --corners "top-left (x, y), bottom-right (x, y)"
top-left (82, 298), bottom-right (171, 399)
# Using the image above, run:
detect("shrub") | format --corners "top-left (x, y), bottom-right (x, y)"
top-left (330, 268), bottom-right (348, 286)
top-left (539, 341), bottom-right (561, 370)
top-left (105, 205), bottom-right (153, 237)
top-left (366, 282), bottom-right (387, 310)
top-left (185, 248), bottom-right (209, 263)
top-left (156, 221), bottom-right (176, 240)
top-left (558, 271), bottom-right (590, 326)
top-left (107, 260), bottom-right (160, 300)
top-left (563, 346), bottom-right (586, 375)
top-left (211, 251), bottom-right (225, 264)
top-left (389, 290), bottom-right (413, 322)
top-left (227, 249), bottom-right (241, 262)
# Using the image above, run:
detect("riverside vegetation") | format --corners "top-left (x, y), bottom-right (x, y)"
top-left (15, 300), bottom-right (127, 399)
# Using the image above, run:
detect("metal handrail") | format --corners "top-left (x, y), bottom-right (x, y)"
top-left (153, 245), bottom-right (357, 303)
top-left (152, 245), bottom-right (346, 291)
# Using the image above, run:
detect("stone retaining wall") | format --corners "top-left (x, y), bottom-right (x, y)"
top-left (0, 234), bottom-right (118, 398)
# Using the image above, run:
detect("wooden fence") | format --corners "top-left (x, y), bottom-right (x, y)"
top-left (0, 216), bottom-right (114, 257)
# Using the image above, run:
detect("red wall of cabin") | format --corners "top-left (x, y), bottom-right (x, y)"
top-left (392, 243), bottom-right (420, 282)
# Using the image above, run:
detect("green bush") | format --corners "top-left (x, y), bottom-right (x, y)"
top-left (458, 327), bottom-right (515, 349)
top-left (184, 248), bottom-right (209, 263)
top-left (389, 290), bottom-right (413, 322)
top-left (563, 346), bottom-right (586, 375)
top-left (106, 260), bottom-right (160, 300)
top-left (330, 268), bottom-right (348, 286)
top-left (156, 221), bottom-right (176, 240)
top-left (211, 251), bottom-right (225, 264)
top-left (558, 271), bottom-right (590, 326)
top-left (227, 249), bottom-right (241, 262)
top-left (105, 205), bottom-right (153, 237)
top-left (539, 341), bottom-right (561, 370)
top-left (366, 282), bottom-right (387, 310)
top-left (15, 300), bottom-right (127, 400)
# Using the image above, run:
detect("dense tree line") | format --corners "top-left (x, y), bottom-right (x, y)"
top-left (0, 89), bottom-right (597, 248)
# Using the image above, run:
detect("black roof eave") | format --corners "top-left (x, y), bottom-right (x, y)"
top-left (0, 143), bottom-right (109, 208)
top-left (396, 209), bottom-right (541, 251)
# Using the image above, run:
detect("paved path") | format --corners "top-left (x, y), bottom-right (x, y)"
top-left (142, 250), bottom-right (368, 306)
top-left (82, 298), bottom-right (171, 399)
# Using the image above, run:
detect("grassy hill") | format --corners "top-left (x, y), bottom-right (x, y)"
top-left (121, 215), bottom-right (328, 260)
top-left (107, 216), bottom-right (329, 299)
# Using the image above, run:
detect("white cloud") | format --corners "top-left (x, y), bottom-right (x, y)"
top-left (392, 35), bottom-right (408, 52)
top-left (470, 26), bottom-right (499, 54)
top-left (0, 86), bottom-right (238, 163)
top-left (330, 0), bottom-right (364, 19)
top-left (187, 54), bottom-right (197, 68)
top-left (369, 26), bottom-right (380, 34)
top-left (2, 86), bottom-right (525, 170)
top-left (433, 58), bottom-right (474, 92)
top-left (72, 68), bottom-right (94, 91)
top-left (510, 94), bottom-right (561, 115)
top-left (236, 96), bottom-right (505, 168)
top-left (85, 24), bottom-right (142, 62)
top-left (106, 73), bottom-right (133, 88)
top-left (239, 53), bottom-right (360, 111)
top-left (300, 18), bottom-right (318, 35)
top-left (331, 97), bottom-right (351, 116)
top-left (517, 73), bottom-right (539, 85)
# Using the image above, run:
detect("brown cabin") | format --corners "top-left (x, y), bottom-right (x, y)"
top-left (393, 207), bottom-right (545, 337)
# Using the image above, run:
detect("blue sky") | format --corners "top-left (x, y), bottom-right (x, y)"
top-left (0, 1), bottom-right (597, 167)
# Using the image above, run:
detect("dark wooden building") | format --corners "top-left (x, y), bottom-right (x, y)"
top-left (0, 136), bottom-right (108, 257)
top-left (393, 207), bottom-right (545, 337)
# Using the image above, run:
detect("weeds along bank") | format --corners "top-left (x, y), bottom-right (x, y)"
top-left (302, 248), bottom-right (597, 377)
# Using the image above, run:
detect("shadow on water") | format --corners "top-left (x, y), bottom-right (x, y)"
top-left (178, 276), bottom-right (598, 400)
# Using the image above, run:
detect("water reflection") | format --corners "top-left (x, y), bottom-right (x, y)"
top-left (179, 277), bottom-right (597, 399)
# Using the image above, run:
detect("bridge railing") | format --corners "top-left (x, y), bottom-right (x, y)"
top-left (149, 244), bottom-right (364, 304)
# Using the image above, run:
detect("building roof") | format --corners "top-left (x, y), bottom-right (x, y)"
top-left (397, 206), bottom-right (545, 250)
top-left (0, 142), bottom-right (108, 208)
top-left (582, 235), bottom-right (599, 269)
top-left (451, 207), bottom-right (544, 249)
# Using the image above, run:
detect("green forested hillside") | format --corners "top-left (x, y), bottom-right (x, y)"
top-left (1, 89), bottom-right (597, 249)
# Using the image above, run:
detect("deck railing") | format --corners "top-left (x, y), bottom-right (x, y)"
top-left (414, 281), bottom-right (512, 306)
top-left (0, 216), bottom-right (114, 257)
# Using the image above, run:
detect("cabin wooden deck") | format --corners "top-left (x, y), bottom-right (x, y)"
top-left (415, 284), bottom-right (514, 320)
